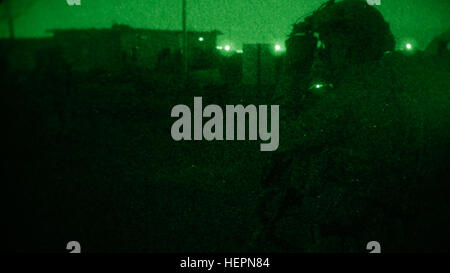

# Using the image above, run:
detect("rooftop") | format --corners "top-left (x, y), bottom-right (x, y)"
top-left (47, 24), bottom-right (223, 36)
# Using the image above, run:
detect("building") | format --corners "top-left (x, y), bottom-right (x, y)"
top-left (1, 25), bottom-right (222, 72)
top-left (242, 44), bottom-right (284, 85)
top-left (0, 37), bottom-right (54, 72)
top-left (49, 25), bottom-right (222, 72)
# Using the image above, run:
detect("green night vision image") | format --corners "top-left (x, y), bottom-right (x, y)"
top-left (1, 0), bottom-right (450, 253)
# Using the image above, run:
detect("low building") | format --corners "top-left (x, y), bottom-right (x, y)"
top-left (242, 44), bottom-right (284, 85)
top-left (0, 37), bottom-right (55, 72)
top-left (1, 25), bottom-right (222, 72)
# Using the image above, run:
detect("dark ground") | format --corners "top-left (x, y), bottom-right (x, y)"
top-left (3, 71), bottom-right (271, 252)
top-left (2, 53), bottom-right (450, 253)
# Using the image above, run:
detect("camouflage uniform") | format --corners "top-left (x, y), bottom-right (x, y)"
top-left (253, 0), bottom-right (398, 251)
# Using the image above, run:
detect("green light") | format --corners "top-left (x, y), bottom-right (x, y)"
top-left (406, 43), bottom-right (412, 50)
top-left (224, 45), bottom-right (231, 51)
top-left (275, 44), bottom-right (282, 51)
top-left (236, 49), bottom-right (243, 54)
top-left (199, 37), bottom-right (204, 42)
top-left (216, 46), bottom-right (223, 50)
top-left (315, 84), bottom-right (323, 89)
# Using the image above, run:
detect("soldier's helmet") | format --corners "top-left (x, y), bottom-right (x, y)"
top-left (313, 0), bottom-right (394, 64)
top-left (286, 0), bottom-right (395, 85)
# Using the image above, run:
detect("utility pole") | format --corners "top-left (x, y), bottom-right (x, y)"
top-left (182, 0), bottom-right (188, 83)
top-left (5, 0), bottom-right (14, 40)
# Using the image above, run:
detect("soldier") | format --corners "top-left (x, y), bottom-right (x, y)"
top-left (251, 0), bottom-right (397, 251)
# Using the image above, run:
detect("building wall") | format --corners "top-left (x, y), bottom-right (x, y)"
top-left (53, 30), bottom-right (123, 72)
top-left (120, 31), bottom-right (181, 69)
top-left (187, 32), bottom-right (218, 70)
top-left (0, 38), bottom-right (55, 71)
top-left (121, 30), bottom-right (219, 70)
top-left (242, 44), bottom-right (279, 85)
top-left (2, 28), bottom-right (220, 73)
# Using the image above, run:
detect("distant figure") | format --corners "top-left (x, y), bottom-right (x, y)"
top-left (172, 49), bottom-right (183, 75)
top-left (156, 48), bottom-right (173, 73)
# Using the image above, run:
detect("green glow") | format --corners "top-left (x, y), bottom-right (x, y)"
top-left (199, 37), bottom-right (204, 42)
top-left (406, 43), bottom-right (412, 50)
top-left (275, 44), bottom-right (282, 51)
top-left (1, 0), bottom-right (449, 51)
top-left (224, 45), bottom-right (231, 51)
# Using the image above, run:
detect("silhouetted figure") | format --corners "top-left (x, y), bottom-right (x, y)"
top-left (156, 48), bottom-right (173, 73)
top-left (251, 0), bottom-right (450, 252)
top-left (283, 0), bottom-right (394, 91)
top-left (425, 29), bottom-right (450, 57)
top-left (311, 0), bottom-right (395, 83)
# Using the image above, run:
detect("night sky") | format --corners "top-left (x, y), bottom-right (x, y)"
top-left (1, 0), bottom-right (449, 49)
